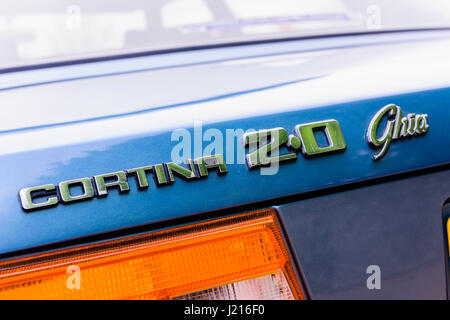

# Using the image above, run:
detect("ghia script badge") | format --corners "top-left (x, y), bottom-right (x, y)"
top-left (366, 104), bottom-right (429, 160)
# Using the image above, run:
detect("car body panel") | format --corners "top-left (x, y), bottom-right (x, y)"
top-left (1, 30), bottom-right (450, 136)
top-left (0, 29), bottom-right (449, 284)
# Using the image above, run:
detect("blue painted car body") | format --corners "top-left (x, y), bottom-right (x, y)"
top-left (0, 29), bottom-right (449, 298)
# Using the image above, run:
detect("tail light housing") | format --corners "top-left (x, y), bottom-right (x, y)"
top-left (0, 209), bottom-right (303, 300)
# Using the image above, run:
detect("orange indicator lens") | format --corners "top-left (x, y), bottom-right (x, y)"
top-left (0, 209), bottom-right (303, 300)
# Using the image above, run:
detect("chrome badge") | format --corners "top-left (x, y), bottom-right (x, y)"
top-left (17, 105), bottom-right (431, 213)
top-left (19, 154), bottom-right (227, 211)
top-left (366, 104), bottom-right (429, 160)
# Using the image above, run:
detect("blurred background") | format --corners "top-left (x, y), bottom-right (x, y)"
top-left (0, 0), bottom-right (450, 69)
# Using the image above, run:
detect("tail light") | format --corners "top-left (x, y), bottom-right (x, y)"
top-left (0, 209), bottom-right (303, 300)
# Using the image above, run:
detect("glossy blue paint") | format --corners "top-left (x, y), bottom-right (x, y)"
top-left (2, 30), bottom-right (448, 91)
top-left (0, 31), bottom-right (449, 256)
top-left (2, 30), bottom-right (450, 136)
